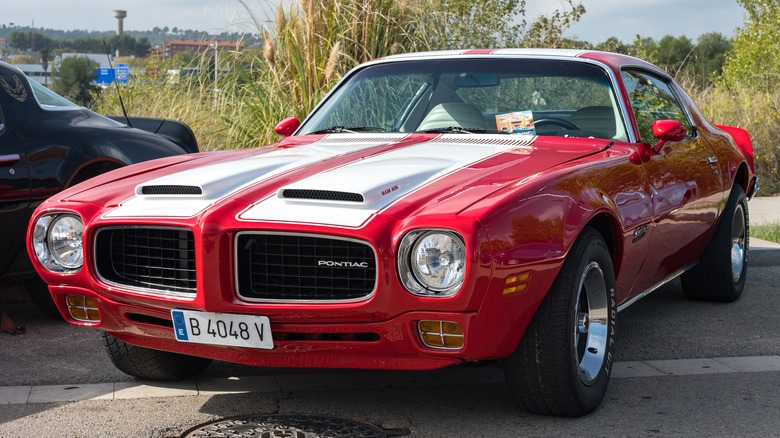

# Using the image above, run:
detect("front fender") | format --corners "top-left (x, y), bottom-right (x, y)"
top-left (109, 116), bottom-right (199, 153)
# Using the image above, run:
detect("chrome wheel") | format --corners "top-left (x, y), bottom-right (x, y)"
top-left (730, 204), bottom-right (746, 283)
top-left (574, 261), bottom-right (608, 386)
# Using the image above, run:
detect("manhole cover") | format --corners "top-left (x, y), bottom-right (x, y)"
top-left (181, 414), bottom-right (408, 438)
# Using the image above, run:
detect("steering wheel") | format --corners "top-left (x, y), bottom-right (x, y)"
top-left (535, 118), bottom-right (579, 130)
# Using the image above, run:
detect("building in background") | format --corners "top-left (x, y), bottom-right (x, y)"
top-left (162, 39), bottom-right (244, 59)
top-left (15, 64), bottom-right (49, 84)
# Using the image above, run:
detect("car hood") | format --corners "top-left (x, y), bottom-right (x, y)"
top-left (63, 133), bottom-right (611, 227)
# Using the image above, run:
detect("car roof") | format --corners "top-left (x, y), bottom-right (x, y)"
top-left (375, 48), bottom-right (666, 78)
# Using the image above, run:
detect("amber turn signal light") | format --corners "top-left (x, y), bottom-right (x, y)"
top-left (418, 320), bottom-right (464, 349)
top-left (66, 295), bottom-right (100, 322)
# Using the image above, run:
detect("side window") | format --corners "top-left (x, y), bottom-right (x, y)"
top-left (621, 70), bottom-right (692, 143)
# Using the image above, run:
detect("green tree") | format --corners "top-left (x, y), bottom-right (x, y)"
top-left (682, 32), bottom-right (731, 88)
top-left (652, 35), bottom-right (693, 77)
top-left (40, 49), bottom-right (53, 85)
top-left (53, 56), bottom-right (98, 107)
top-left (8, 30), bottom-right (55, 51)
top-left (721, 0), bottom-right (780, 90)
top-left (422, 0), bottom-right (586, 49)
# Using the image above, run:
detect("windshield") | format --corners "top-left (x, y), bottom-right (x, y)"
top-left (300, 58), bottom-right (628, 141)
top-left (29, 79), bottom-right (80, 109)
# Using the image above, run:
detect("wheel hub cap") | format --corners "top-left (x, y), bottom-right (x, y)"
top-left (730, 204), bottom-right (746, 283)
top-left (574, 261), bottom-right (609, 386)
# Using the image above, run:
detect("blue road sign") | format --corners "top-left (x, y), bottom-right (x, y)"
top-left (115, 63), bottom-right (130, 84)
top-left (94, 68), bottom-right (115, 85)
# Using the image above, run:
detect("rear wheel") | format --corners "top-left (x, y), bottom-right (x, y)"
top-left (504, 228), bottom-right (616, 416)
top-left (101, 332), bottom-right (212, 380)
top-left (681, 185), bottom-right (748, 302)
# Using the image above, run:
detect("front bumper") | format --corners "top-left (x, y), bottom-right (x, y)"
top-left (50, 284), bottom-right (510, 370)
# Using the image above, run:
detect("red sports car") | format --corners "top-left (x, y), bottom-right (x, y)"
top-left (27, 49), bottom-right (757, 416)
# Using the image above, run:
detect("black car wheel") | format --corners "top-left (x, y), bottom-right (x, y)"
top-left (681, 184), bottom-right (749, 302)
top-left (504, 227), bottom-right (616, 416)
top-left (101, 332), bottom-right (212, 380)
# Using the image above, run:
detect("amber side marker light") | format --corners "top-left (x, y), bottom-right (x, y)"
top-left (503, 272), bottom-right (531, 295)
top-left (66, 295), bottom-right (100, 322)
top-left (418, 320), bottom-right (464, 349)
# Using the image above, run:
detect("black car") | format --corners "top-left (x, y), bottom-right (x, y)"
top-left (0, 60), bottom-right (198, 315)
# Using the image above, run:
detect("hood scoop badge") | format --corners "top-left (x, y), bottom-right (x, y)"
top-left (139, 185), bottom-right (203, 196)
top-left (280, 189), bottom-right (364, 203)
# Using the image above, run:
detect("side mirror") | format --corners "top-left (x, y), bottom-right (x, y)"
top-left (651, 119), bottom-right (687, 151)
top-left (274, 117), bottom-right (300, 137)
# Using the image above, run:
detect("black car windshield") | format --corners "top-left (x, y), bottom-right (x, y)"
top-left (299, 58), bottom-right (628, 141)
top-left (29, 79), bottom-right (80, 109)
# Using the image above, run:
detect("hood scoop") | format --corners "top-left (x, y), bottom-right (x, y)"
top-left (139, 185), bottom-right (203, 196)
top-left (280, 189), bottom-right (364, 203)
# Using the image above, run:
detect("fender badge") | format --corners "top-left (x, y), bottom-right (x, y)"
top-left (0, 75), bottom-right (28, 102)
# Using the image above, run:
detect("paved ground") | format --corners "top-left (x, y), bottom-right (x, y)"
top-left (748, 197), bottom-right (780, 266)
top-left (749, 195), bottom-right (780, 225)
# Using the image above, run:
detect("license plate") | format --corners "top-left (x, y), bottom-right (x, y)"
top-left (171, 310), bottom-right (274, 349)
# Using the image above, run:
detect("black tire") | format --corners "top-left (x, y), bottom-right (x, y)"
top-left (101, 332), bottom-right (212, 380)
top-left (681, 185), bottom-right (748, 302)
top-left (503, 227), bottom-right (617, 417)
top-left (25, 277), bottom-right (62, 319)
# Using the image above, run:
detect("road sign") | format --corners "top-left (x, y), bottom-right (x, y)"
top-left (115, 63), bottom-right (129, 84)
top-left (94, 68), bottom-right (115, 85)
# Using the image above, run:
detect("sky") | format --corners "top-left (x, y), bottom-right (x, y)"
top-left (3, 0), bottom-right (747, 44)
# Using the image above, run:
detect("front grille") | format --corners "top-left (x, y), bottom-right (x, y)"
top-left (281, 189), bottom-right (364, 203)
top-left (236, 233), bottom-right (376, 302)
top-left (94, 227), bottom-right (196, 296)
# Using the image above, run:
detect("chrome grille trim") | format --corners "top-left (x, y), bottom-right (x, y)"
top-left (234, 231), bottom-right (378, 303)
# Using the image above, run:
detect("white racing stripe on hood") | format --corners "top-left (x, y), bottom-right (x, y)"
top-left (238, 134), bottom-right (535, 228)
top-left (103, 134), bottom-right (408, 219)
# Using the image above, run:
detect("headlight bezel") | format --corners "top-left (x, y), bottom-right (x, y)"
top-left (397, 229), bottom-right (467, 297)
top-left (33, 213), bottom-right (84, 273)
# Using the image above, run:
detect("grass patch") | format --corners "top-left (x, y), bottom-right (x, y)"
top-left (751, 223), bottom-right (780, 243)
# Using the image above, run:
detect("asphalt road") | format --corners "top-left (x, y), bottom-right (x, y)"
top-left (1, 265), bottom-right (778, 437)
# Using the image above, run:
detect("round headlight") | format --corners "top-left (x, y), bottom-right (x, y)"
top-left (33, 215), bottom-right (54, 267)
top-left (46, 214), bottom-right (84, 270)
top-left (399, 230), bottom-right (466, 296)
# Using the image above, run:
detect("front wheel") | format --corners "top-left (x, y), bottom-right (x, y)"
top-left (504, 228), bottom-right (616, 416)
top-left (101, 333), bottom-right (212, 380)
top-left (681, 185), bottom-right (748, 302)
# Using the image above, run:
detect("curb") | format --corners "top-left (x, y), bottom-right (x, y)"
top-left (751, 238), bottom-right (780, 267)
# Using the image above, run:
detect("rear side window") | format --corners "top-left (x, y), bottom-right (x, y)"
top-left (621, 70), bottom-right (692, 143)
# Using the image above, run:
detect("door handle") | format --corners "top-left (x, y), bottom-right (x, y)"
top-left (0, 154), bottom-right (21, 165)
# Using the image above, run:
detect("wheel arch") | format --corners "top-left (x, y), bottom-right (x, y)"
top-left (733, 162), bottom-right (749, 193)
top-left (65, 158), bottom-right (126, 187)
top-left (583, 212), bottom-right (622, 279)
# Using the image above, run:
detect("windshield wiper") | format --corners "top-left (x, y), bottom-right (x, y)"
top-left (310, 125), bottom-right (387, 134)
top-left (416, 126), bottom-right (488, 134)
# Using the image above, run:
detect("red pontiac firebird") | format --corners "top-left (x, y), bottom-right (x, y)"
top-left (27, 49), bottom-right (757, 416)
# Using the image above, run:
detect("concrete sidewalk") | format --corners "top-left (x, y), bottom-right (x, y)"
top-left (748, 197), bottom-right (780, 267)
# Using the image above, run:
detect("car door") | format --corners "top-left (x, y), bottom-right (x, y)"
top-left (0, 103), bottom-right (31, 276)
top-left (621, 69), bottom-right (723, 293)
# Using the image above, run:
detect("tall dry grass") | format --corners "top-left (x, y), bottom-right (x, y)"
top-left (93, 0), bottom-right (779, 194)
top-left (97, 0), bottom-right (432, 150)
top-left (693, 85), bottom-right (780, 194)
